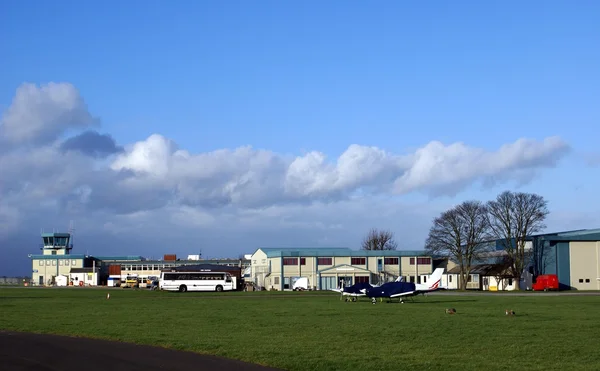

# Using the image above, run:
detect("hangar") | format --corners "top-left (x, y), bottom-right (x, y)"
top-left (437, 228), bottom-right (600, 291)
top-left (523, 228), bottom-right (600, 290)
top-left (249, 247), bottom-right (434, 291)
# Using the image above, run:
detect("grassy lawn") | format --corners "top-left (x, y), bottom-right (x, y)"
top-left (1, 288), bottom-right (600, 370)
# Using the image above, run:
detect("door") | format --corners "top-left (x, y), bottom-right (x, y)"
top-left (338, 276), bottom-right (352, 288)
top-left (320, 276), bottom-right (336, 290)
top-left (38, 276), bottom-right (44, 285)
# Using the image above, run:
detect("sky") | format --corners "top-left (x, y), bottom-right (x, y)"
top-left (1, 1), bottom-right (599, 276)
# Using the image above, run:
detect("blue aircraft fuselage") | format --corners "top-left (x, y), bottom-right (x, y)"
top-left (365, 282), bottom-right (416, 298)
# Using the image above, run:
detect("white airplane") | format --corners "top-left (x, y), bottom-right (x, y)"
top-left (363, 268), bottom-right (446, 304)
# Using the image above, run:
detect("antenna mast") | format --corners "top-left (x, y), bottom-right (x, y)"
top-left (68, 220), bottom-right (75, 251)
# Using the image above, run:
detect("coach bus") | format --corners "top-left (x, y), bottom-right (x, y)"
top-left (159, 271), bottom-right (235, 292)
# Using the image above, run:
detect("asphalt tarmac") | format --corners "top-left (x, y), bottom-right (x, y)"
top-left (0, 330), bottom-right (283, 371)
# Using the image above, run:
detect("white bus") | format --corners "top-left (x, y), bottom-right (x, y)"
top-left (159, 271), bottom-right (235, 292)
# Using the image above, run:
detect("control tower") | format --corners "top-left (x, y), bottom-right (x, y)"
top-left (40, 232), bottom-right (72, 255)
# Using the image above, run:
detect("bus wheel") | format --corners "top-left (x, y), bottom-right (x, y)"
top-left (215, 285), bottom-right (223, 292)
top-left (179, 285), bottom-right (187, 293)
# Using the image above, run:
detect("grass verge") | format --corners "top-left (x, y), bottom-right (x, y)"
top-left (1, 288), bottom-right (600, 370)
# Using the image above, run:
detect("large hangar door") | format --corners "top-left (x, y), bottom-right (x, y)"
top-left (320, 276), bottom-right (336, 290)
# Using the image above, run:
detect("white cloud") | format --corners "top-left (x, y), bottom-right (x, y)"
top-left (0, 82), bottom-right (579, 274)
top-left (0, 82), bottom-right (98, 145)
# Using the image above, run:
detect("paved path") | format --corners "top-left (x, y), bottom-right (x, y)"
top-left (0, 331), bottom-right (283, 371)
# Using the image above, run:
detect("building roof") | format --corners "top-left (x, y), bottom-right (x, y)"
top-left (495, 228), bottom-right (600, 244)
top-left (318, 264), bottom-right (371, 274)
top-left (41, 232), bottom-right (70, 238)
top-left (93, 256), bottom-right (145, 261)
top-left (254, 247), bottom-right (430, 258)
top-left (162, 264), bottom-right (241, 272)
top-left (112, 259), bottom-right (247, 265)
top-left (447, 263), bottom-right (512, 276)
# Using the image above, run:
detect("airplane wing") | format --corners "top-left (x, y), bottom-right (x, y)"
top-left (389, 290), bottom-right (417, 298)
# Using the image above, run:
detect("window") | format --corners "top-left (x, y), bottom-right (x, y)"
top-left (579, 279), bottom-right (584, 283)
top-left (317, 257), bottom-right (332, 265)
top-left (71, 260), bottom-right (77, 266)
top-left (52, 260), bottom-right (56, 266)
top-left (351, 257), bottom-right (366, 265)
top-left (508, 278), bottom-right (513, 286)
top-left (39, 260), bottom-right (43, 266)
top-left (409, 257), bottom-right (431, 265)
top-left (300, 258), bottom-right (306, 265)
top-left (423, 276), bottom-right (427, 283)
top-left (274, 277), bottom-right (279, 285)
top-left (449, 276), bottom-right (452, 282)
top-left (59, 260), bottom-right (63, 266)
top-left (283, 258), bottom-right (298, 265)
top-left (65, 260), bottom-right (69, 266)
top-left (355, 276), bottom-right (369, 283)
top-left (46, 261), bottom-right (50, 266)
top-left (384, 258), bottom-right (398, 265)
top-left (418, 257), bottom-right (431, 265)
top-left (51, 251), bottom-right (57, 255)
top-left (585, 279), bottom-right (590, 283)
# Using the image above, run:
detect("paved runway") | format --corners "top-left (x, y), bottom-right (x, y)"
top-left (0, 331), bottom-right (283, 371)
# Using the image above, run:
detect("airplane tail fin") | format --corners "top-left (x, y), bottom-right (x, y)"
top-left (427, 268), bottom-right (444, 290)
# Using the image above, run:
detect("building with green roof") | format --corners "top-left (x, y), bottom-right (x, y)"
top-left (249, 247), bottom-right (433, 291)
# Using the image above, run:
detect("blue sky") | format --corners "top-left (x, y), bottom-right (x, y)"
top-left (1, 1), bottom-right (599, 275)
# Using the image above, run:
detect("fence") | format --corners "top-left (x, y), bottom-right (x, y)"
top-left (0, 277), bottom-right (29, 285)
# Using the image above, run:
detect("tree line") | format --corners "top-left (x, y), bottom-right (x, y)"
top-left (360, 190), bottom-right (549, 291)
top-left (425, 190), bottom-right (549, 290)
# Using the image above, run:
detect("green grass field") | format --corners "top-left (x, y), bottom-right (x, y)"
top-left (1, 288), bottom-right (600, 370)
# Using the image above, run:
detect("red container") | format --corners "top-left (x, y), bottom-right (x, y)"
top-left (532, 274), bottom-right (559, 291)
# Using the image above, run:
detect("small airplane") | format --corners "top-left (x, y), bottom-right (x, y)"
top-left (363, 268), bottom-right (445, 304)
top-left (331, 276), bottom-right (403, 302)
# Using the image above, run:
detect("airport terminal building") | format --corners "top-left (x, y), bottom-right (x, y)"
top-left (249, 247), bottom-right (434, 291)
top-left (28, 232), bottom-right (250, 288)
top-left (27, 228), bottom-right (600, 291)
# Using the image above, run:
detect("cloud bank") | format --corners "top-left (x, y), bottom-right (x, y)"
top-left (0, 82), bottom-right (573, 274)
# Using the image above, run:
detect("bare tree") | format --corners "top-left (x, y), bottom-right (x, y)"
top-left (361, 228), bottom-right (398, 250)
top-left (486, 191), bottom-right (549, 290)
top-left (491, 254), bottom-right (512, 291)
top-left (425, 201), bottom-right (490, 290)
